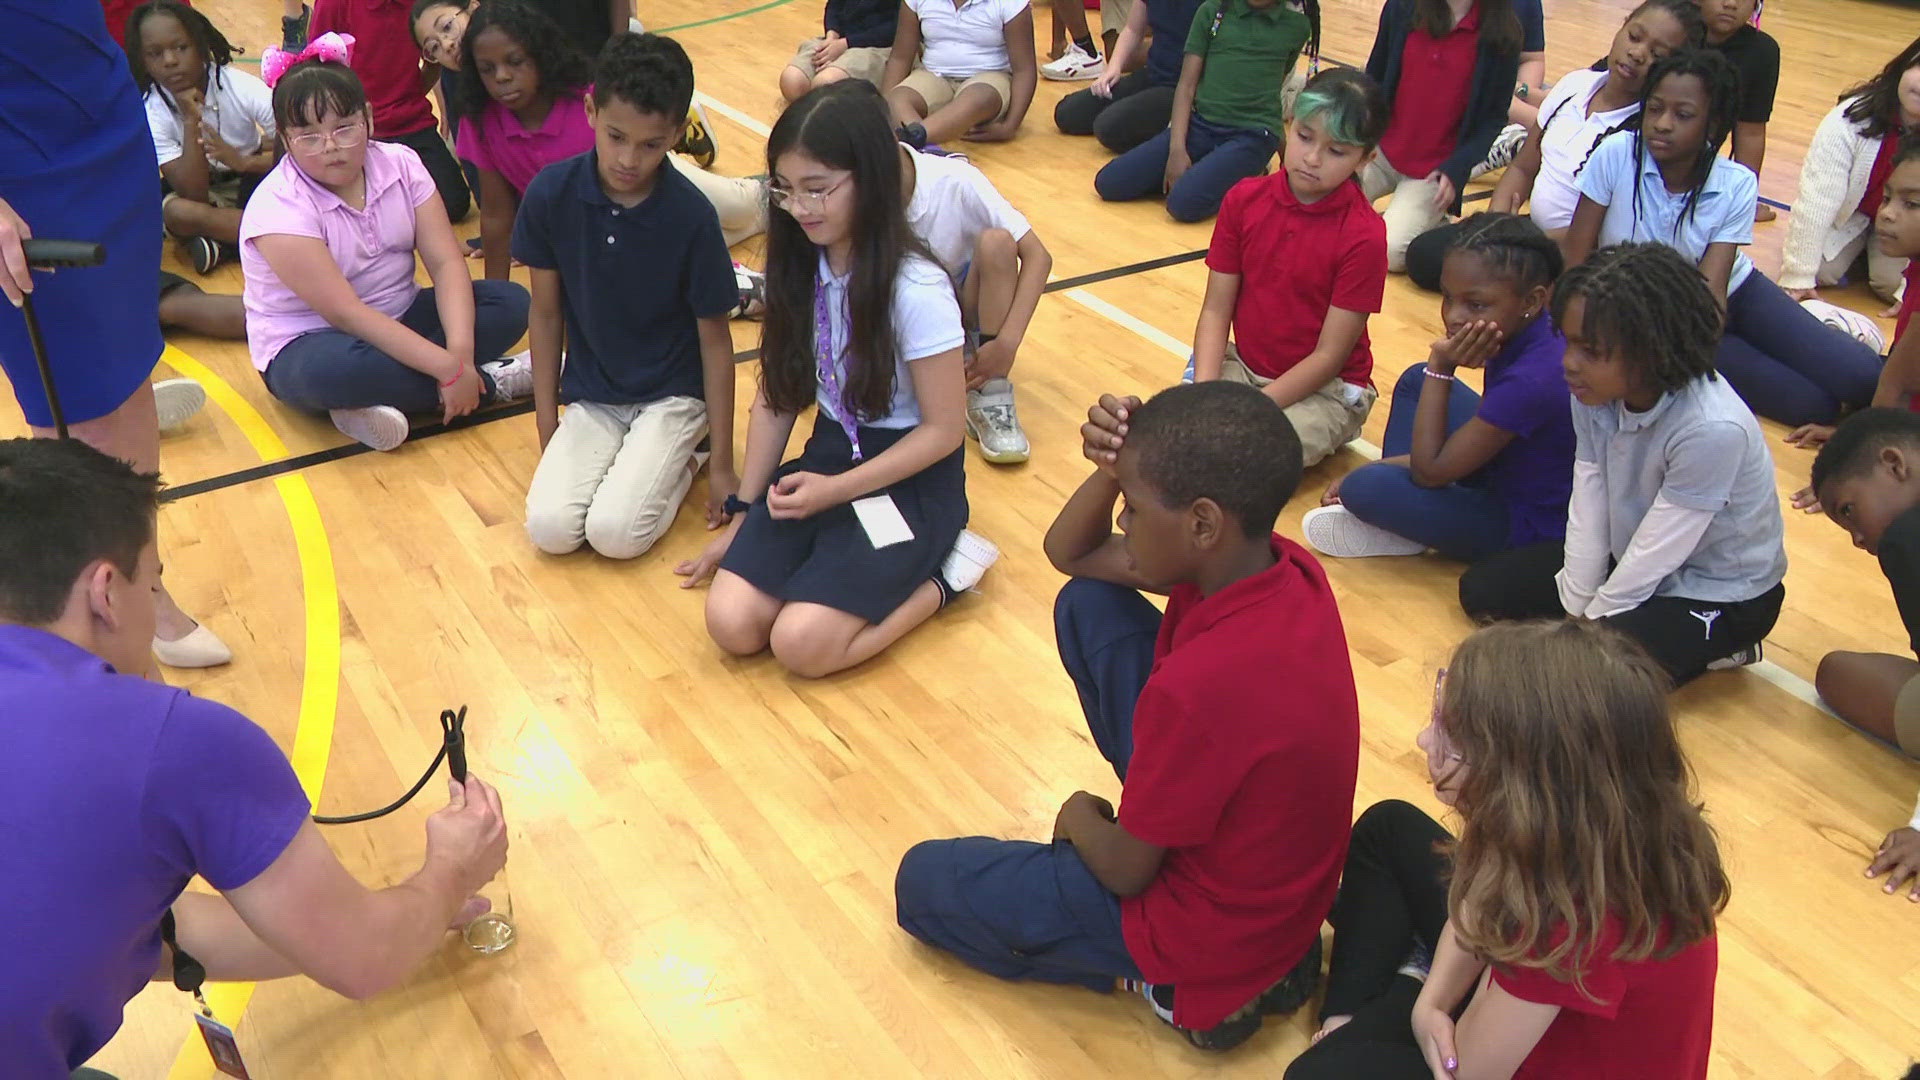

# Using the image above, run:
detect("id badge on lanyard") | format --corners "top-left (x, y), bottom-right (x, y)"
top-left (814, 276), bottom-right (864, 461)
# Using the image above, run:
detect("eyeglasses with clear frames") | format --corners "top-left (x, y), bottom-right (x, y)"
top-left (1431, 667), bottom-right (1464, 764)
top-left (769, 174), bottom-right (852, 216)
top-left (288, 120), bottom-right (368, 155)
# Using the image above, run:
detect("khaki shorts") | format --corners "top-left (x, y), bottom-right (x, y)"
top-left (898, 67), bottom-right (1013, 120)
top-left (1217, 342), bottom-right (1378, 468)
top-left (789, 37), bottom-right (892, 84)
top-left (1101, 0), bottom-right (1135, 36)
top-left (1896, 671), bottom-right (1920, 755)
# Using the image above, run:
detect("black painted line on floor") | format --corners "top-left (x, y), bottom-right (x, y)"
top-left (161, 246), bottom-right (1214, 505)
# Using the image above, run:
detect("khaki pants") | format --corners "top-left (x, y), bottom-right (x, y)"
top-left (1100, 0), bottom-right (1135, 35)
top-left (525, 396), bottom-right (708, 559)
top-left (677, 155), bottom-right (766, 247)
top-left (1216, 343), bottom-right (1377, 467)
top-left (898, 67), bottom-right (1015, 121)
top-left (788, 37), bottom-right (892, 85)
top-left (1358, 156), bottom-right (1448, 275)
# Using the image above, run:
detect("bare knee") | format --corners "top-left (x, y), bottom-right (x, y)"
top-left (812, 67), bottom-right (851, 88)
top-left (707, 597), bottom-right (775, 658)
top-left (767, 610), bottom-right (860, 679)
top-left (974, 227), bottom-right (1017, 272)
top-left (779, 65), bottom-right (811, 102)
top-left (162, 195), bottom-right (201, 236)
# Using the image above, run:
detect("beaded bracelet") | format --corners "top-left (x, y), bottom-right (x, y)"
top-left (1423, 366), bottom-right (1455, 382)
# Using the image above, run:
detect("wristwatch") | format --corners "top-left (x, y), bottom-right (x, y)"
top-left (723, 494), bottom-right (752, 517)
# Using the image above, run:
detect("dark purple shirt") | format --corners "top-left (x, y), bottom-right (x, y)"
top-left (0, 626), bottom-right (309, 1076)
top-left (1474, 313), bottom-right (1576, 546)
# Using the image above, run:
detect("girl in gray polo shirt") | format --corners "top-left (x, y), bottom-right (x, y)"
top-left (1459, 242), bottom-right (1786, 684)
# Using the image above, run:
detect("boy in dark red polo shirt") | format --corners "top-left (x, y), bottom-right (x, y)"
top-left (311, 0), bottom-right (471, 220)
top-left (1191, 66), bottom-right (1390, 469)
top-left (895, 381), bottom-right (1361, 1050)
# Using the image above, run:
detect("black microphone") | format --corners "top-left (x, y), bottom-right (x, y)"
top-left (442, 706), bottom-right (469, 784)
top-left (21, 239), bottom-right (105, 270)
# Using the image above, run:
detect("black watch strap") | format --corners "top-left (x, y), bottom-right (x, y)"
top-left (723, 494), bottom-right (752, 516)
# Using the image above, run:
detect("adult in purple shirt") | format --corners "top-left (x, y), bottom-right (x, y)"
top-left (0, 438), bottom-right (509, 1080)
top-left (1302, 213), bottom-right (1576, 564)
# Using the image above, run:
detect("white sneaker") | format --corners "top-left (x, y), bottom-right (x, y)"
top-left (1301, 505), bottom-right (1427, 558)
top-left (482, 349), bottom-right (535, 401)
top-left (1800, 298), bottom-right (1887, 353)
top-left (966, 377), bottom-right (1030, 464)
top-left (1472, 123), bottom-right (1527, 178)
top-left (329, 405), bottom-right (410, 451)
top-left (1041, 42), bottom-right (1104, 81)
top-left (154, 378), bottom-right (206, 434)
top-left (941, 529), bottom-right (1000, 594)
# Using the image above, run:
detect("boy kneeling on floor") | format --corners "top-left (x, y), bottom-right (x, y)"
top-left (894, 380), bottom-right (1360, 1049)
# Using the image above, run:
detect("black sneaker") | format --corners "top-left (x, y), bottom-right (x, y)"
top-left (896, 121), bottom-right (929, 150)
top-left (282, 3), bottom-right (310, 51)
top-left (1133, 934), bottom-right (1325, 1052)
top-left (185, 236), bottom-right (223, 276)
top-left (1255, 933), bottom-right (1324, 1017)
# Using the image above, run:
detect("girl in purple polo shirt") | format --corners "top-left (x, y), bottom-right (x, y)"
top-left (453, 1), bottom-right (594, 280)
top-left (240, 47), bottom-right (532, 452)
top-left (1306, 213), bottom-right (1574, 565)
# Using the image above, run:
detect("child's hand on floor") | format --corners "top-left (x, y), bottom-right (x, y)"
top-left (675, 518), bottom-right (741, 587)
top-left (1320, 475), bottom-right (1345, 506)
top-left (1788, 484), bottom-right (1822, 514)
top-left (705, 467), bottom-right (740, 529)
top-left (965, 118), bottom-right (1019, 143)
top-left (1786, 423), bottom-right (1835, 449)
top-left (1430, 320), bottom-right (1503, 372)
top-left (1868, 827), bottom-right (1920, 901)
top-left (1081, 394), bottom-right (1139, 473)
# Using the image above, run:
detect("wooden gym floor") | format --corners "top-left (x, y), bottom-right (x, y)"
top-left (9, 0), bottom-right (1919, 1075)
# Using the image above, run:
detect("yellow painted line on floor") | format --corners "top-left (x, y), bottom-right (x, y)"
top-left (157, 345), bottom-right (341, 1079)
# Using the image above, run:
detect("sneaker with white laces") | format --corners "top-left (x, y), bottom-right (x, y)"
top-left (1800, 298), bottom-right (1887, 353)
top-left (153, 377), bottom-right (206, 434)
top-left (940, 529), bottom-right (1000, 594)
top-left (1706, 642), bottom-right (1764, 671)
top-left (1302, 505), bottom-right (1428, 558)
top-left (1472, 122), bottom-right (1527, 178)
top-left (330, 404), bottom-right (410, 451)
top-left (1041, 42), bottom-right (1104, 81)
top-left (482, 349), bottom-right (535, 401)
top-left (965, 377), bottom-right (1030, 463)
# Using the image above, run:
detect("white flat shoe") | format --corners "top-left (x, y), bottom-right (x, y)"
top-left (153, 623), bottom-right (233, 668)
top-left (330, 405), bottom-right (410, 451)
top-left (154, 378), bottom-right (207, 434)
top-left (1302, 505), bottom-right (1427, 559)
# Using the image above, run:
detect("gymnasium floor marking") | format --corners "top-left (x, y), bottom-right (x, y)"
top-left (156, 344), bottom-right (343, 1080)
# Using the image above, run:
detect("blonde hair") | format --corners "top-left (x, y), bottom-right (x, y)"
top-left (1441, 620), bottom-right (1729, 999)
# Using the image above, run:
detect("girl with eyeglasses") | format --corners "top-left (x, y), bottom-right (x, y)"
top-left (239, 47), bottom-right (532, 452)
top-left (675, 81), bottom-right (998, 678)
top-left (1287, 619), bottom-right (1729, 1080)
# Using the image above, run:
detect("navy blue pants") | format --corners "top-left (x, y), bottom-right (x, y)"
top-left (895, 578), bottom-right (1158, 990)
top-left (264, 281), bottom-right (529, 414)
top-left (1093, 113), bottom-right (1278, 223)
top-left (1337, 363), bottom-right (1512, 562)
top-left (1716, 272), bottom-right (1883, 426)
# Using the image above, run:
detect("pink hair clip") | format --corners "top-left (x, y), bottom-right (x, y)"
top-left (261, 31), bottom-right (356, 88)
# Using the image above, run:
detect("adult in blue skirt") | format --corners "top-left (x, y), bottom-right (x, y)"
top-left (0, 0), bottom-right (231, 670)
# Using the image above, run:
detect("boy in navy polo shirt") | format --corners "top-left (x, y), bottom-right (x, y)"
top-left (895, 381), bottom-right (1360, 1050)
top-left (515, 32), bottom-right (739, 560)
top-left (1190, 66), bottom-right (1391, 468)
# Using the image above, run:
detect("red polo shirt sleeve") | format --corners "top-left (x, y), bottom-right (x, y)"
top-left (1331, 201), bottom-right (1388, 315)
top-left (1117, 682), bottom-right (1239, 847)
top-left (1205, 180), bottom-right (1252, 276)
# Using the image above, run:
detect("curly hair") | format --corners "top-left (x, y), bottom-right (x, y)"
top-left (591, 30), bottom-right (694, 120)
top-left (1126, 382), bottom-right (1303, 537)
top-left (1442, 619), bottom-right (1730, 999)
top-left (1445, 212), bottom-right (1563, 291)
top-left (1551, 242), bottom-right (1722, 394)
top-left (1841, 34), bottom-right (1920, 139)
top-left (124, 0), bottom-right (240, 105)
top-left (1811, 407), bottom-right (1920, 494)
top-left (456, 0), bottom-right (592, 120)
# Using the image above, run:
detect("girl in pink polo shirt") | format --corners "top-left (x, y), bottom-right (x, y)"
top-left (240, 46), bottom-right (532, 451)
top-left (452, 1), bottom-right (594, 280)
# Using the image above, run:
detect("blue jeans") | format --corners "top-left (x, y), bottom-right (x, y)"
top-left (1093, 113), bottom-right (1279, 223)
top-left (1716, 272), bottom-right (1884, 426)
top-left (1337, 363), bottom-right (1511, 562)
top-left (264, 281), bottom-right (530, 414)
top-left (894, 579), bottom-right (1159, 989)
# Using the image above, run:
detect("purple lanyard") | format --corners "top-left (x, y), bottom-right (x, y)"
top-left (815, 274), bottom-right (863, 461)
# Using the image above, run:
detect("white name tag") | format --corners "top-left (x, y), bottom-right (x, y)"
top-left (852, 494), bottom-right (915, 549)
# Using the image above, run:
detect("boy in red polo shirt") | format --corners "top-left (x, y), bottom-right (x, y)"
top-left (1191, 67), bottom-right (1391, 469)
top-left (895, 381), bottom-right (1360, 1051)
top-left (310, 0), bottom-right (471, 220)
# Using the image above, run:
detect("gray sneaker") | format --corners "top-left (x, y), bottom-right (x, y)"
top-left (1474, 122), bottom-right (1527, 178)
top-left (482, 349), bottom-right (535, 401)
top-left (965, 377), bottom-right (1030, 464)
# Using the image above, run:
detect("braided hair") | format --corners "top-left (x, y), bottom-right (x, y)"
top-left (1565, 0), bottom-right (1704, 180)
top-left (456, 0), bottom-right (593, 121)
top-left (1629, 51), bottom-right (1741, 228)
top-left (125, 0), bottom-right (241, 105)
top-left (1551, 242), bottom-right (1722, 395)
top-left (1446, 212), bottom-right (1564, 291)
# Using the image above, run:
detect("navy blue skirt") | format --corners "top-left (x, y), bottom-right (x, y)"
top-left (0, 1), bottom-right (166, 427)
top-left (721, 415), bottom-right (969, 623)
